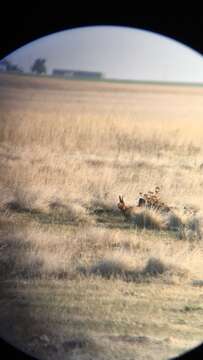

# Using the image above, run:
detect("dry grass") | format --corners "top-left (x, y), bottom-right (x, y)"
top-left (80, 255), bottom-right (189, 283)
top-left (1, 73), bottom-right (203, 360)
top-left (130, 207), bottom-right (167, 230)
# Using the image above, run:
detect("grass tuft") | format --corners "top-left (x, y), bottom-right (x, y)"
top-left (81, 254), bottom-right (189, 283)
top-left (142, 257), bottom-right (168, 276)
top-left (131, 208), bottom-right (167, 230)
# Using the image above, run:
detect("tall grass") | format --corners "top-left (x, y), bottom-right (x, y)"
top-left (0, 74), bottom-right (203, 283)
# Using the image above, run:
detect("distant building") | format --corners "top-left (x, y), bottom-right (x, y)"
top-left (52, 69), bottom-right (104, 80)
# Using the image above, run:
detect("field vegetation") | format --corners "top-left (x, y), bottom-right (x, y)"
top-left (0, 73), bottom-right (203, 360)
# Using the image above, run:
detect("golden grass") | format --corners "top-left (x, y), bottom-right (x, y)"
top-left (130, 207), bottom-right (167, 230)
top-left (1, 73), bottom-right (203, 278)
top-left (80, 254), bottom-right (189, 283)
top-left (1, 73), bottom-right (203, 359)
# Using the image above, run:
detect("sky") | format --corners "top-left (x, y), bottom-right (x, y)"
top-left (3, 26), bottom-right (203, 83)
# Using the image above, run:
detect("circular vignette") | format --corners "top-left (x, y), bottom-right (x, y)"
top-left (0, 25), bottom-right (203, 360)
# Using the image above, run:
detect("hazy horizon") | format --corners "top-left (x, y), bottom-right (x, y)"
top-left (2, 26), bottom-right (203, 83)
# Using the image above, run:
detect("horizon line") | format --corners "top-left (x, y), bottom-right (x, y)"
top-left (1, 70), bottom-right (203, 87)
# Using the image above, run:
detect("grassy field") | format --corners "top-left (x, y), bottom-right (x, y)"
top-left (0, 72), bottom-right (203, 360)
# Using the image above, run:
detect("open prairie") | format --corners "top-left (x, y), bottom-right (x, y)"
top-left (0, 73), bottom-right (203, 360)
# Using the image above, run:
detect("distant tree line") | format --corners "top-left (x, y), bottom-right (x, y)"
top-left (0, 58), bottom-right (47, 75)
top-left (0, 59), bottom-right (23, 73)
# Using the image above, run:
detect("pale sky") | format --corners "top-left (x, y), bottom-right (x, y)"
top-left (3, 26), bottom-right (203, 83)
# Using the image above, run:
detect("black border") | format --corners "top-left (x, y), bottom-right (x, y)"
top-left (0, 12), bottom-right (203, 58)
top-left (0, 9), bottom-right (203, 360)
